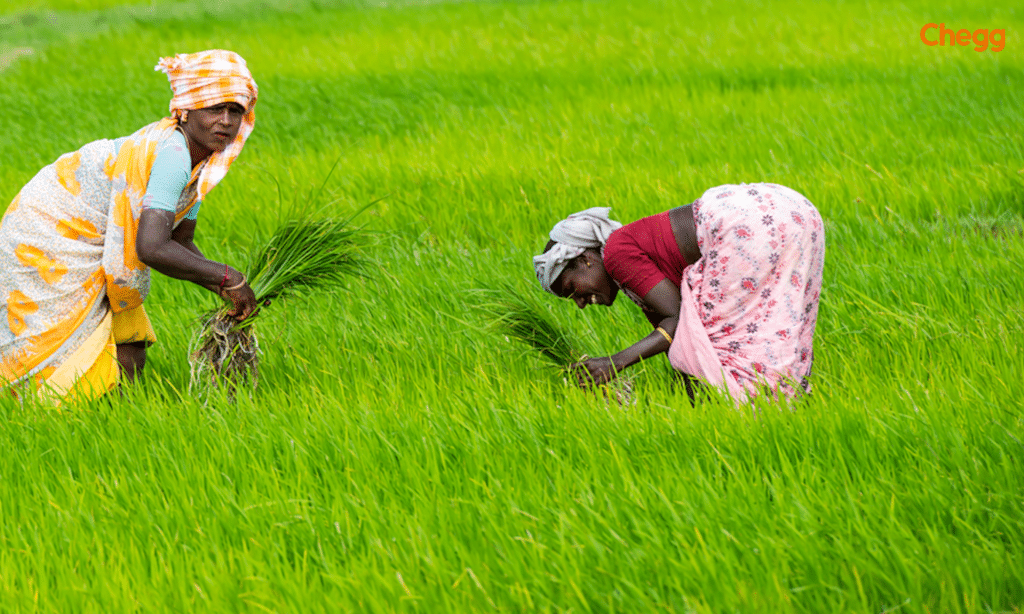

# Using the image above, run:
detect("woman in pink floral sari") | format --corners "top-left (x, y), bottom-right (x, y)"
top-left (533, 183), bottom-right (825, 403)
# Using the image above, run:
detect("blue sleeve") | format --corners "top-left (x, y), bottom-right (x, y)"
top-left (184, 197), bottom-right (203, 221)
top-left (143, 130), bottom-right (202, 220)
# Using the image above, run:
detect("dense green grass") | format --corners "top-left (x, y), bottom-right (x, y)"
top-left (1, 0), bottom-right (1022, 611)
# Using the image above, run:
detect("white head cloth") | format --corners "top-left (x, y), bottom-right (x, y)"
top-left (533, 207), bottom-right (622, 294)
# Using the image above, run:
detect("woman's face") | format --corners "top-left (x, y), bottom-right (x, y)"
top-left (182, 102), bottom-right (245, 154)
top-left (551, 250), bottom-right (619, 310)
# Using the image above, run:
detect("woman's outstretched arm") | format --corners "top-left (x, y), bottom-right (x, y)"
top-left (136, 209), bottom-right (258, 320)
top-left (168, 218), bottom-right (217, 291)
top-left (573, 278), bottom-right (682, 386)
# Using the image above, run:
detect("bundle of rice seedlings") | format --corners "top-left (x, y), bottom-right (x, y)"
top-left (189, 209), bottom-right (370, 397)
top-left (477, 283), bottom-right (635, 405)
top-left (478, 284), bottom-right (586, 371)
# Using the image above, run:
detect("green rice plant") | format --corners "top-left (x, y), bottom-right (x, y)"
top-left (476, 282), bottom-right (636, 405)
top-left (245, 213), bottom-right (370, 304)
top-left (476, 282), bottom-right (586, 371)
top-left (189, 187), bottom-right (373, 396)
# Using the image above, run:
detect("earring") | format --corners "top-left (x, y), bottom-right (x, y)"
top-left (181, 110), bottom-right (188, 123)
top-left (586, 261), bottom-right (592, 268)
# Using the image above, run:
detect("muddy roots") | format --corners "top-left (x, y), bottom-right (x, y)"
top-left (604, 377), bottom-right (636, 408)
top-left (188, 312), bottom-right (261, 398)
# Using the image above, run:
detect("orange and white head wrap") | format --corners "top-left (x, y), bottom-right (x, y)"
top-left (154, 49), bottom-right (258, 200)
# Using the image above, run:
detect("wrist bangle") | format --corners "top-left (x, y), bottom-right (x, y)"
top-left (222, 275), bottom-right (247, 292)
top-left (656, 326), bottom-right (673, 344)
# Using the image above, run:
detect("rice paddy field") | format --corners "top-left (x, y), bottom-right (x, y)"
top-left (2, 0), bottom-right (1023, 611)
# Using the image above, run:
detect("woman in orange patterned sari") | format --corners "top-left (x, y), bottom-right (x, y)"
top-left (0, 50), bottom-right (261, 404)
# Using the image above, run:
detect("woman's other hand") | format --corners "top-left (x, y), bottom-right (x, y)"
top-left (570, 356), bottom-right (618, 388)
top-left (220, 271), bottom-right (258, 321)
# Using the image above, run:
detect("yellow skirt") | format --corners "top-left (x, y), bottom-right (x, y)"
top-left (35, 305), bottom-right (157, 405)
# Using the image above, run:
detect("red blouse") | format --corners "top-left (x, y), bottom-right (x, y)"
top-left (603, 211), bottom-right (689, 299)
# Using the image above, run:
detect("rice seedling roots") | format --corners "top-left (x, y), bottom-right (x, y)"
top-left (189, 312), bottom-right (261, 398)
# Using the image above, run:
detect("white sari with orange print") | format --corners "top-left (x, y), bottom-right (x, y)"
top-left (1, 118), bottom-right (201, 398)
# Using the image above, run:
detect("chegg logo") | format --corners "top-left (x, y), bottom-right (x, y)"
top-left (920, 24), bottom-right (1006, 52)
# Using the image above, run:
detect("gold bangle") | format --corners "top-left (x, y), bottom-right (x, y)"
top-left (655, 326), bottom-right (673, 344)
top-left (222, 275), bottom-right (247, 292)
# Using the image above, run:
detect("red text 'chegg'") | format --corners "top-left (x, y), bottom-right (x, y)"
top-left (920, 24), bottom-right (1006, 52)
